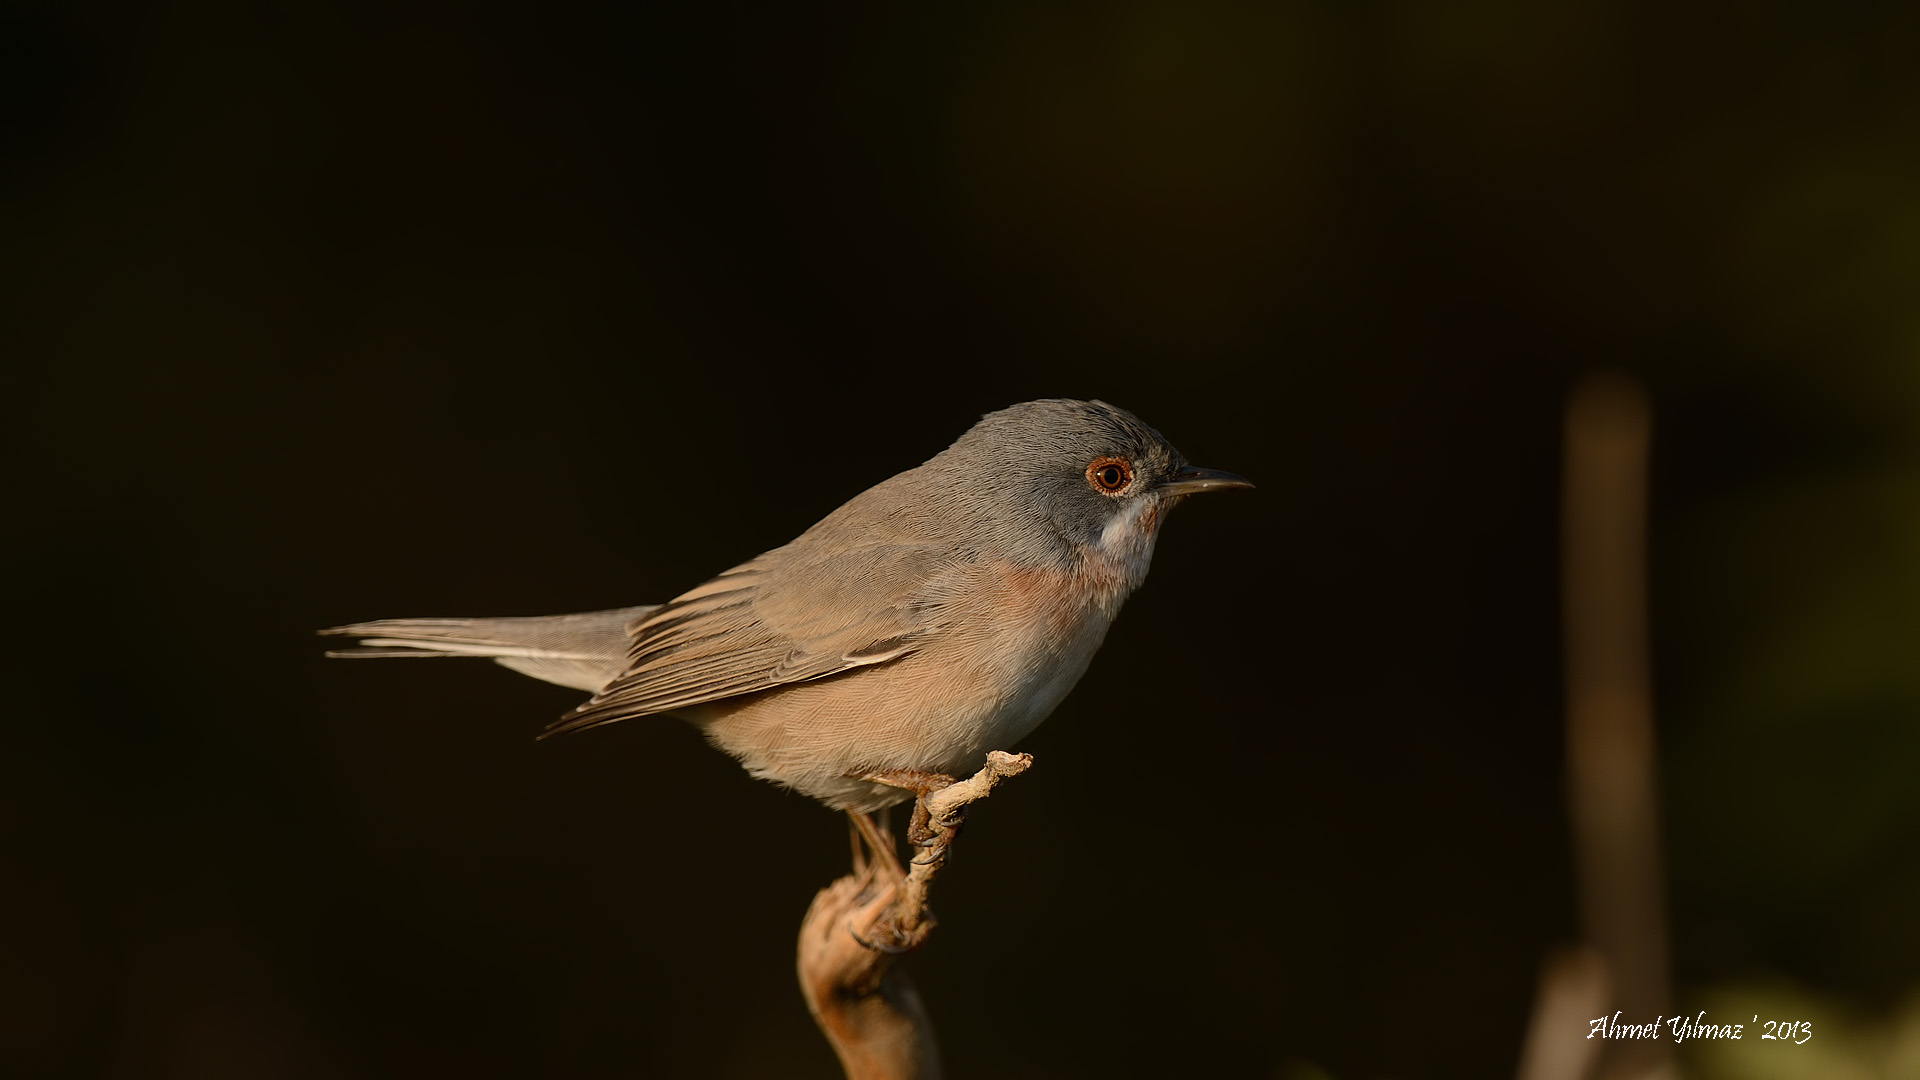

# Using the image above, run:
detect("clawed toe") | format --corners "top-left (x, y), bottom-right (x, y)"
top-left (906, 794), bottom-right (964, 848)
top-left (847, 921), bottom-right (913, 954)
top-left (847, 915), bottom-right (933, 954)
top-left (908, 809), bottom-right (965, 866)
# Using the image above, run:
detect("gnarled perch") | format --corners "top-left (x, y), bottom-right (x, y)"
top-left (796, 751), bottom-right (1033, 1080)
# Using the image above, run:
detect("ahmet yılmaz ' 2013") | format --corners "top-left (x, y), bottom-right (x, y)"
top-left (1589, 1011), bottom-right (1813, 1045)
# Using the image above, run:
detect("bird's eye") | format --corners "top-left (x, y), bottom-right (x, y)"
top-left (1086, 456), bottom-right (1135, 495)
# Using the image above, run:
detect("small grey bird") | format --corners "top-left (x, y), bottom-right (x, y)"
top-left (322, 399), bottom-right (1250, 816)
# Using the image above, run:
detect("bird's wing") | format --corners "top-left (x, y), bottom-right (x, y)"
top-left (542, 541), bottom-right (951, 737)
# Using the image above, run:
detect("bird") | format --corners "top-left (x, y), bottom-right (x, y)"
top-left (321, 399), bottom-right (1251, 839)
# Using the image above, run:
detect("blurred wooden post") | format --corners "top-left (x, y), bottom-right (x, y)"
top-left (1516, 945), bottom-right (1610, 1080)
top-left (1555, 371), bottom-right (1670, 1080)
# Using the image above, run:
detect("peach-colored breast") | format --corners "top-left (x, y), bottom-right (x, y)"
top-left (689, 557), bottom-right (1118, 812)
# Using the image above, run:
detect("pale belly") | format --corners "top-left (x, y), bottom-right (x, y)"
top-left (687, 603), bottom-right (1117, 812)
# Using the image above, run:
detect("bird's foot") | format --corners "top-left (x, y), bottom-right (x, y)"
top-left (862, 769), bottom-right (966, 863)
top-left (907, 801), bottom-right (966, 865)
top-left (847, 910), bottom-right (936, 955)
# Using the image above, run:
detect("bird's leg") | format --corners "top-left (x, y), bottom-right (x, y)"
top-left (862, 770), bottom-right (963, 864)
top-left (847, 814), bottom-right (867, 875)
top-left (846, 809), bottom-right (905, 887)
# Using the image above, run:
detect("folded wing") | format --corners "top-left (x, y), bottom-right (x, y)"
top-left (544, 543), bottom-right (949, 737)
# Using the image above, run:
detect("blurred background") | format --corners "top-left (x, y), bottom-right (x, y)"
top-left (7, 1), bottom-right (1919, 1077)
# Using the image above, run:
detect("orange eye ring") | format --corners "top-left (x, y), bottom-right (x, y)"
top-left (1086, 456), bottom-right (1135, 496)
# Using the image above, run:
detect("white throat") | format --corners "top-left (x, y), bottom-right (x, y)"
top-left (1092, 498), bottom-right (1163, 599)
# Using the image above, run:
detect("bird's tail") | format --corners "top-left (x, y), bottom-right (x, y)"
top-left (319, 605), bottom-right (658, 693)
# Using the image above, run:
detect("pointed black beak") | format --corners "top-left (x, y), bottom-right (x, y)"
top-left (1159, 464), bottom-right (1255, 497)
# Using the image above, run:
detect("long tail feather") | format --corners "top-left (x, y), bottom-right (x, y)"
top-left (320, 605), bottom-right (657, 693)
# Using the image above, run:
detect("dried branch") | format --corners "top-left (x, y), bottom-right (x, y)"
top-left (796, 751), bottom-right (1033, 1080)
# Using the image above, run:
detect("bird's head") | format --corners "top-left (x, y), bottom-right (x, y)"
top-left (937, 398), bottom-right (1253, 605)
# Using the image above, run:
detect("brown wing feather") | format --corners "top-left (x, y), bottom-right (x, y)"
top-left (543, 545), bottom-right (947, 738)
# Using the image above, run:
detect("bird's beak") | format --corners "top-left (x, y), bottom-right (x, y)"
top-left (1159, 464), bottom-right (1255, 497)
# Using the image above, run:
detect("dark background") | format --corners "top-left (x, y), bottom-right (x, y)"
top-left (7, 2), bottom-right (1919, 1077)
